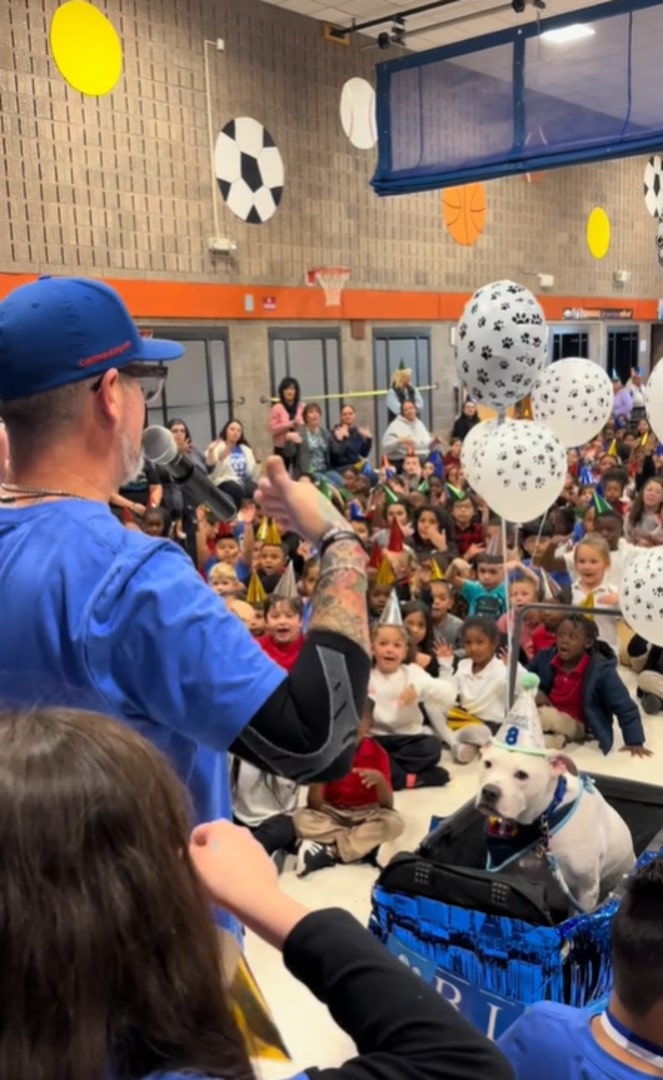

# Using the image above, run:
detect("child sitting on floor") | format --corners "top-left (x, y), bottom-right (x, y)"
top-left (257, 593), bottom-right (304, 672)
top-left (368, 596), bottom-right (459, 789)
top-left (231, 758), bottom-right (298, 871)
top-left (293, 700), bottom-right (405, 878)
top-left (528, 614), bottom-right (648, 756)
top-left (446, 616), bottom-right (522, 737)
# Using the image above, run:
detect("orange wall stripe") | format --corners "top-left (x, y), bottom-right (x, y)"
top-left (0, 273), bottom-right (657, 323)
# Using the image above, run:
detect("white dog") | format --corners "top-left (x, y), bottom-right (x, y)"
top-left (476, 742), bottom-right (635, 913)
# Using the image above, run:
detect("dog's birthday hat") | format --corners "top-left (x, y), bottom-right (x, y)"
top-left (271, 560), bottom-right (298, 600)
top-left (378, 588), bottom-right (403, 627)
top-left (492, 674), bottom-right (547, 757)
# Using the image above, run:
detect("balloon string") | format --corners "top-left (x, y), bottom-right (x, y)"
top-left (501, 514), bottom-right (513, 715)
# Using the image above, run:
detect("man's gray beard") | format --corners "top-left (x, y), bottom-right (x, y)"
top-left (120, 431), bottom-right (145, 485)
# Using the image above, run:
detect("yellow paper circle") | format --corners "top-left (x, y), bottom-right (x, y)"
top-left (586, 207), bottom-right (611, 260)
top-left (49, 1), bottom-right (123, 97)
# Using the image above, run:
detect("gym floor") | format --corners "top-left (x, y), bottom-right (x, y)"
top-left (246, 666), bottom-right (662, 1076)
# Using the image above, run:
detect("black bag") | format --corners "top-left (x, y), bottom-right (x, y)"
top-left (376, 852), bottom-right (555, 926)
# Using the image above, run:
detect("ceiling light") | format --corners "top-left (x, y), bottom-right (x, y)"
top-left (540, 23), bottom-right (595, 43)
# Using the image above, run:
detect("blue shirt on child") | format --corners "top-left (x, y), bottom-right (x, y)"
top-left (497, 1001), bottom-right (639, 1080)
top-left (460, 579), bottom-right (507, 618)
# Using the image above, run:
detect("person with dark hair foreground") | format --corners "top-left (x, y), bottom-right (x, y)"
top-left (498, 856), bottom-right (663, 1079)
top-left (0, 706), bottom-right (512, 1080)
top-left (0, 278), bottom-right (370, 863)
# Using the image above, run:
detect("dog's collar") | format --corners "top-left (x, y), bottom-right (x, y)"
top-left (536, 776), bottom-right (568, 852)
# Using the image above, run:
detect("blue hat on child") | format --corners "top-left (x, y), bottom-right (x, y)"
top-left (0, 276), bottom-right (183, 401)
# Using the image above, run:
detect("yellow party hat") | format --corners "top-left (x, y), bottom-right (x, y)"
top-left (246, 571), bottom-right (267, 607)
top-left (375, 554), bottom-right (395, 587)
top-left (263, 518), bottom-right (282, 546)
top-left (429, 557), bottom-right (445, 582)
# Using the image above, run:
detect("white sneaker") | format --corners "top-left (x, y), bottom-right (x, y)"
top-left (296, 840), bottom-right (337, 877)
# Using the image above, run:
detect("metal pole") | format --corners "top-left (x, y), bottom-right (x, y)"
top-left (259, 382), bottom-right (439, 405)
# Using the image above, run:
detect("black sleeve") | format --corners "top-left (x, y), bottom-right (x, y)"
top-left (282, 909), bottom-right (513, 1080)
top-left (230, 630), bottom-right (370, 783)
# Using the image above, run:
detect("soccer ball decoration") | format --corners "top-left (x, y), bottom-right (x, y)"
top-left (644, 156), bottom-right (663, 220)
top-left (455, 280), bottom-right (548, 410)
top-left (214, 117), bottom-right (284, 225)
top-left (620, 550), bottom-right (663, 647)
top-left (463, 419), bottom-right (566, 523)
top-left (531, 358), bottom-right (613, 448)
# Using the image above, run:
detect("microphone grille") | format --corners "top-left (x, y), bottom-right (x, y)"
top-left (142, 425), bottom-right (177, 466)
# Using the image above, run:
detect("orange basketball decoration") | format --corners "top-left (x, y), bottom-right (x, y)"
top-left (441, 183), bottom-right (486, 246)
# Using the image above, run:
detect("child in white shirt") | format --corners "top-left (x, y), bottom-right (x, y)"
top-left (231, 758), bottom-right (299, 867)
top-left (368, 623), bottom-right (458, 789)
top-left (444, 616), bottom-right (525, 732)
top-left (571, 535), bottom-right (620, 650)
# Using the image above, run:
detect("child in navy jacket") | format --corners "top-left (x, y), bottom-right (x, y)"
top-left (527, 614), bottom-right (648, 757)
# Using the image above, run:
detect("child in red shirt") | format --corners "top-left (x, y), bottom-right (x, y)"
top-left (294, 702), bottom-right (405, 876)
top-left (257, 595), bottom-right (304, 672)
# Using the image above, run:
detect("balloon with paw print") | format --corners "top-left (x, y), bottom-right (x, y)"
top-left (620, 550), bottom-right (663, 647)
top-left (464, 419), bottom-right (566, 523)
top-left (460, 419), bottom-right (495, 489)
top-left (645, 361), bottom-right (663, 443)
top-left (531, 357), bottom-right (613, 447)
top-left (455, 280), bottom-right (548, 409)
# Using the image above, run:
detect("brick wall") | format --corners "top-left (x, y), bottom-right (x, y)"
top-left (1, 0), bottom-right (660, 449)
top-left (1, 0), bottom-right (660, 295)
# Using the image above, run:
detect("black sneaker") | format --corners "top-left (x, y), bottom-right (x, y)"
top-left (296, 841), bottom-right (337, 877)
top-left (413, 765), bottom-right (450, 788)
top-left (641, 693), bottom-right (662, 715)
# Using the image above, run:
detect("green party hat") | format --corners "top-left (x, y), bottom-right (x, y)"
top-left (382, 485), bottom-right (400, 507)
top-left (592, 490), bottom-right (612, 514)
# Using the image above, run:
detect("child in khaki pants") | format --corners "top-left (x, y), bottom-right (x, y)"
top-left (294, 701), bottom-right (404, 878)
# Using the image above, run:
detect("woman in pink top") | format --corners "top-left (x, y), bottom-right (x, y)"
top-left (269, 376), bottom-right (305, 459)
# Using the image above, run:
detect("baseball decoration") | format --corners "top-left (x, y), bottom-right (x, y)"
top-left (455, 280), bottom-right (547, 410)
top-left (620, 550), bottom-right (663, 647)
top-left (644, 155), bottom-right (663, 219)
top-left (214, 117), bottom-right (284, 225)
top-left (531, 358), bottom-right (613, 447)
top-left (645, 361), bottom-right (663, 442)
top-left (463, 420), bottom-right (566, 523)
top-left (339, 78), bottom-right (377, 150)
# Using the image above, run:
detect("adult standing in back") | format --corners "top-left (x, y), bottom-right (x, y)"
top-left (382, 400), bottom-right (439, 470)
top-left (268, 377), bottom-right (305, 460)
top-left (330, 403), bottom-right (373, 470)
top-left (386, 366), bottom-right (424, 423)
top-left (451, 399), bottom-right (480, 441)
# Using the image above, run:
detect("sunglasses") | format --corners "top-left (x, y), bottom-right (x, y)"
top-left (90, 362), bottom-right (169, 405)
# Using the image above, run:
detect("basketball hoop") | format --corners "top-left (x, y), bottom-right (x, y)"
top-left (307, 266), bottom-right (349, 307)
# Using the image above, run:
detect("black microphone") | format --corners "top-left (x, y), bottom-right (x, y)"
top-left (142, 426), bottom-right (239, 523)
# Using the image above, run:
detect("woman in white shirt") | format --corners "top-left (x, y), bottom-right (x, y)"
top-left (206, 419), bottom-right (260, 498)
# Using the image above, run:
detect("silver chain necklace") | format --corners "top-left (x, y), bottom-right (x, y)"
top-left (0, 483), bottom-right (89, 504)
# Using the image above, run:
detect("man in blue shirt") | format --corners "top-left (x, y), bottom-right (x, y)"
top-left (497, 856), bottom-right (663, 1079)
top-left (0, 276), bottom-right (371, 832)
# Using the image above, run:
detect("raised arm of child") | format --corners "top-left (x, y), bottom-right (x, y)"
top-left (240, 519), bottom-right (255, 570)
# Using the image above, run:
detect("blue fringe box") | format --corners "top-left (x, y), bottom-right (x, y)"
top-left (369, 849), bottom-right (661, 1041)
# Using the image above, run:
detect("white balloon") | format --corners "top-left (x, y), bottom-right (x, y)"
top-left (531, 358), bottom-right (613, 447)
top-left (462, 420), bottom-right (566, 523)
top-left (460, 419), bottom-right (495, 492)
top-left (646, 362), bottom-right (663, 442)
top-left (456, 280), bottom-right (548, 410)
top-left (620, 549), bottom-right (663, 647)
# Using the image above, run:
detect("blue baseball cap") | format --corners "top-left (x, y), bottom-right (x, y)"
top-left (0, 276), bottom-right (184, 401)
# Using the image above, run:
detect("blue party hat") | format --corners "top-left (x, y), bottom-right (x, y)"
top-left (427, 449), bottom-right (444, 480)
top-left (578, 464), bottom-right (594, 486)
top-left (349, 501), bottom-right (365, 522)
